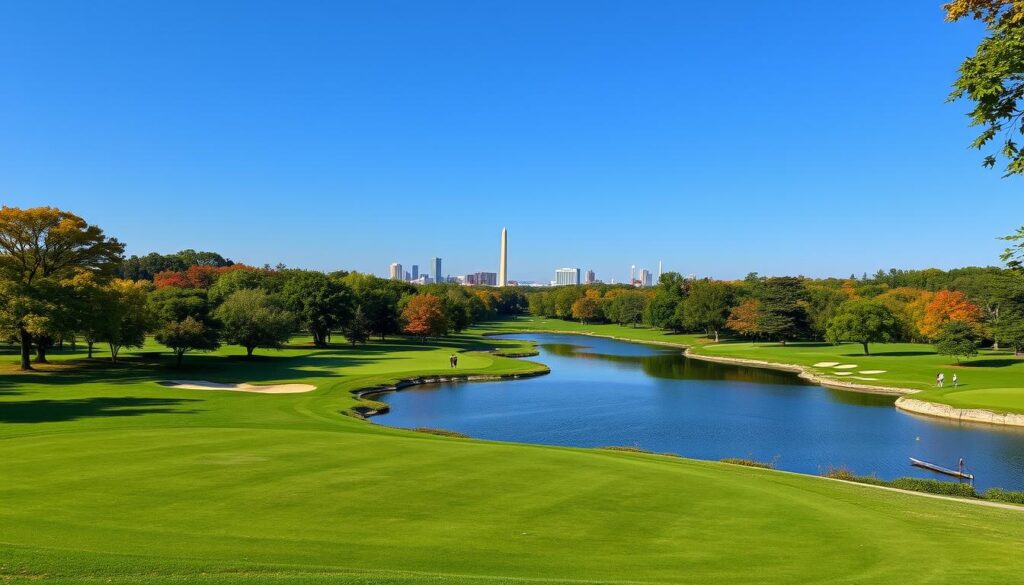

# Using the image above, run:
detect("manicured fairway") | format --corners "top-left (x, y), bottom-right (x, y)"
top-left (489, 318), bottom-right (1024, 414)
top-left (2, 329), bottom-right (1024, 584)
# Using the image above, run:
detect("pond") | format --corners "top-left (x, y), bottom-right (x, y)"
top-left (374, 333), bottom-right (1024, 490)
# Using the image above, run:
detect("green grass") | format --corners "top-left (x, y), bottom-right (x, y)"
top-left (493, 317), bottom-right (1024, 414)
top-left (2, 326), bottom-right (1024, 584)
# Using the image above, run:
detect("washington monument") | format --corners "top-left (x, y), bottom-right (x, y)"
top-left (498, 227), bottom-right (508, 287)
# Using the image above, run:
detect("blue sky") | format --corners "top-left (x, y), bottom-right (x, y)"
top-left (1, 1), bottom-right (1019, 282)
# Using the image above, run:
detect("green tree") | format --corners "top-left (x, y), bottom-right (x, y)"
top-left (934, 320), bottom-right (981, 364)
top-left (804, 285), bottom-right (849, 340)
top-left (154, 316), bottom-right (220, 367)
top-left (993, 310), bottom-right (1024, 354)
top-left (214, 289), bottom-right (295, 357)
top-left (342, 305), bottom-right (371, 345)
top-left (644, 288), bottom-right (683, 331)
top-left (757, 277), bottom-right (809, 343)
top-left (608, 291), bottom-right (647, 327)
top-left (100, 279), bottom-right (152, 362)
top-left (279, 271), bottom-right (353, 347)
top-left (680, 280), bottom-right (733, 341)
top-left (825, 299), bottom-right (900, 355)
top-left (0, 206), bottom-right (124, 369)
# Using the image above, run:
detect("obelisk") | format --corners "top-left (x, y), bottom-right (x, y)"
top-left (498, 228), bottom-right (508, 287)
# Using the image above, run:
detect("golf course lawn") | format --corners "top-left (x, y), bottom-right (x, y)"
top-left (488, 318), bottom-right (1024, 414)
top-left (2, 326), bottom-right (1024, 584)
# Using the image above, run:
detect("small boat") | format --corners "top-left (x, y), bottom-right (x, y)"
top-left (909, 457), bottom-right (974, 482)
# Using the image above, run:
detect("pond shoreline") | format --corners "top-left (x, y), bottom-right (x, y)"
top-left (482, 328), bottom-right (1024, 428)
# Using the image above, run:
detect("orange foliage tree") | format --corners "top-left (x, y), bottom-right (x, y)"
top-left (726, 298), bottom-right (762, 340)
top-left (402, 294), bottom-right (448, 337)
top-left (918, 290), bottom-right (981, 338)
top-left (154, 264), bottom-right (251, 289)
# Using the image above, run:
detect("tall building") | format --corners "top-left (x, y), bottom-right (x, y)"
top-left (584, 269), bottom-right (596, 284)
top-left (630, 265), bottom-right (636, 284)
top-left (658, 260), bottom-right (662, 281)
top-left (389, 263), bottom-right (404, 281)
top-left (432, 257), bottom-right (442, 285)
top-left (641, 269), bottom-right (653, 287)
top-left (498, 227), bottom-right (508, 287)
top-left (555, 268), bottom-right (581, 286)
top-left (411, 265), bottom-right (419, 280)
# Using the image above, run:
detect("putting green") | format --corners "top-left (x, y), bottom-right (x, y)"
top-left (1, 328), bottom-right (1023, 584)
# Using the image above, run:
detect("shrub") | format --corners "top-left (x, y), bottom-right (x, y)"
top-left (984, 488), bottom-right (1024, 504)
top-left (720, 458), bottom-right (774, 469)
top-left (887, 477), bottom-right (977, 498)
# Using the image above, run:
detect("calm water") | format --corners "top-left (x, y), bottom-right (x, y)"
top-left (375, 333), bottom-right (1024, 490)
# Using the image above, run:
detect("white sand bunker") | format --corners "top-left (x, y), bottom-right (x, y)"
top-left (833, 372), bottom-right (853, 376)
top-left (859, 370), bottom-right (886, 375)
top-left (813, 362), bottom-right (840, 367)
top-left (833, 364), bottom-right (858, 369)
top-left (851, 376), bottom-right (878, 381)
top-left (161, 380), bottom-right (316, 394)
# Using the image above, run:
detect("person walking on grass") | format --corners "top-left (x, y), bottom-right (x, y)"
top-left (937, 372), bottom-right (945, 388)
top-left (953, 373), bottom-right (959, 388)
top-left (449, 354), bottom-right (455, 368)
top-left (452, 354), bottom-right (458, 368)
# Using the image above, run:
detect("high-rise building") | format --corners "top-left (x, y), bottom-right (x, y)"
top-left (432, 257), bottom-right (442, 285)
top-left (389, 262), bottom-right (403, 281)
top-left (498, 227), bottom-right (508, 287)
top-left (555, 268), bottom-right (581, 286)
top-left (404, 270), bottom-right (411, 281)
top-left (630, 265), bottom-right (636, 285)
top-left (584, 269), bottom-right (596, 284)
top-left (641, 269), bottom-right (653, 287)
top-left (411, 265), bottom-right (419, 280)
top-left (658, 261), bottom-right (662, 281)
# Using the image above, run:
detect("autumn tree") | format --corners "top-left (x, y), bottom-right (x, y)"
top-left (918, 290), bottom-right (982, 339)
top-left (214, 289), bottom-right (296, 357)
top-left (0, 206), bottom-right (124, 369)
top-left (402, 294), bottom-right (448, 338)
top-left (825, 299), bottom-right (900, 355)
top-left (726, 298), bottom-right (763, 341)
top-left (571, 296), bottom-right (600, 324)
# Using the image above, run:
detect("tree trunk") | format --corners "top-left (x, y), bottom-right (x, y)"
top-left (19, 328), bottom-right (33, 371)
top-left (87, 341), bottom-right (94, 359)
top-left (175, 351), bottom-right (184, 368)
top-left (862, 341), bottom-right (870, 355)
top-left (109, 343), bottom-right (120, 363)
top-left (247, 346), bottom-right (255, 357)
top-left (35, 342), bottom-right (48, 364)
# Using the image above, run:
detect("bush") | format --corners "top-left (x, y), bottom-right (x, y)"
top-left (720, 458), bottom-right (774, 469)
top-left (984, 487), bottom-right (1024, 504)
top-left (887, 477), bottom-right (977, 498)
top-left (823, 467), bottom-right (886, 485)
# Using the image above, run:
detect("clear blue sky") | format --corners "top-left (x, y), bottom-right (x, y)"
top-left (1, 1), bottom-right (1019, 282)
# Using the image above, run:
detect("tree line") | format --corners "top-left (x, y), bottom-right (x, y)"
top-left (0, 206), bottom-right (526, 370)
top-left (526, 267), bottom-right (1024, 360)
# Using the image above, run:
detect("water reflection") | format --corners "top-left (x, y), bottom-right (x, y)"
top-left (376, 333), bottom-right (1024, 490)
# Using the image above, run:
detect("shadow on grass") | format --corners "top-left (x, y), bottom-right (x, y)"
top-left (962, 359), bottom-right (1023, 368)
top-left (0, 396), bottom-right (201, 423)
top-left (867, 351), bottom-right (935, 357)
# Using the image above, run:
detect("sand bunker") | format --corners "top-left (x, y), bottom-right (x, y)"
top-left (833, 372), bottom-right (853, 376)
top-left (859, 370), bottom-right (886, 375)
top-left (833, 364), bottom-right (858, 369)
top-left (813, 362), bottom-right (840, 367)
top-left (850, 376), bottom-right (878, 381)
top-left (161, 380), bottom-right (316, 394)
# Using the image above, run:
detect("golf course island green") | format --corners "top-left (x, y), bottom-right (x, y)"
top-left (2, 322), bottom-right (1024, 584)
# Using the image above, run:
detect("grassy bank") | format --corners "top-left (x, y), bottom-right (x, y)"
top-left (2, 328), bottom-right (1024, 584)
top-left (489, 317), bottom-right (1024, 414)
